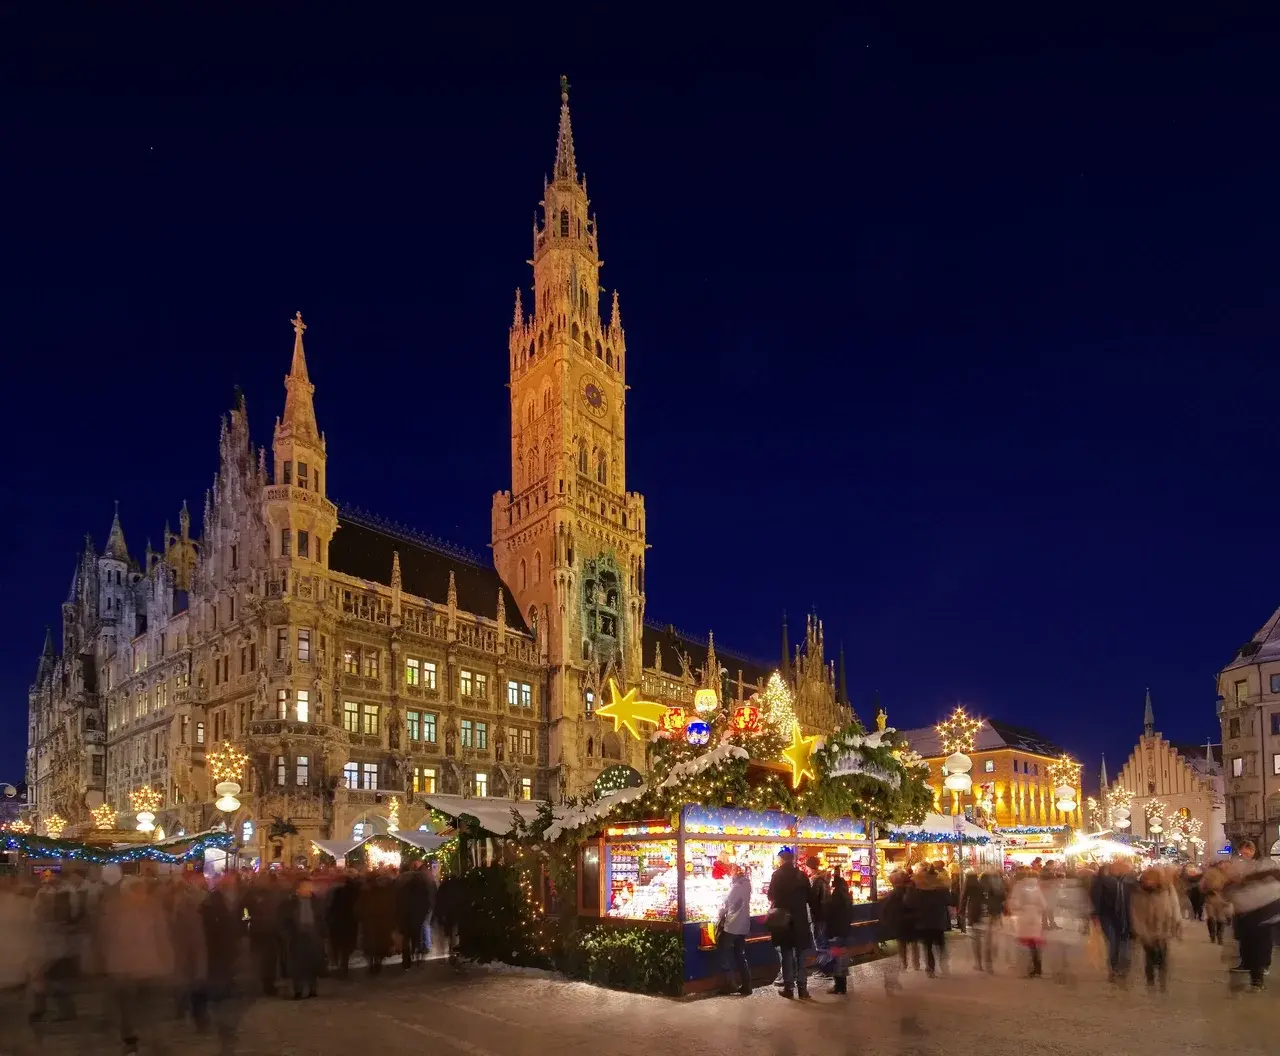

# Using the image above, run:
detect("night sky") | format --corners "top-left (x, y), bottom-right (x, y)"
top-left (4, 11), bottom-right (1279, 788)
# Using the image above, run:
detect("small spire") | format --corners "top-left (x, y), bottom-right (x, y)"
top-left (280, 311), bottom-right (319, 441)
top-left (553, 75), bottom-right (578, 182)
top-left (178, 500), bottom-right (190, 541)
top-left (390, 551), bottom-right (402, 618)
top-left (837, 643), bottom-right (849, 707)
top-left (704, 631), bottom-right (719, 691)
top-left (41, 625), bottom-right (54, 658)
top-left (66, 565), bottom-right (79, 603)
top-left (1100, 753), bottom-right (1109, 791)
top-left (1143, 687), bottom-right (1155, 737)
top-left (512, 288), bottom-right (523, 329)
top-left (104, 501), bottom-right (130, 562)
top-left (779, 611), bottom-right (790, 681)
top-left (610, 289), bottom-right (622, 332)
top-left (447, 569), bottom-right (458, 608)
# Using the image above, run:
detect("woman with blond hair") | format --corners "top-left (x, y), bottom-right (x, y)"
top-left (1130, 867), bottom-right (1177, 991)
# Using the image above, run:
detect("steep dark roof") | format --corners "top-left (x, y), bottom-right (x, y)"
top-left (899, 719), bottom-right (1067, 758)
top-left (641, 620), bottom-right (772, 689)
top-left (329, 508), bottom-right (528, 632)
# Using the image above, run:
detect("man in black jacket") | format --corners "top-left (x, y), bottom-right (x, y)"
top-left (768, 850), bottom-right (816, 1000)
top-left (1090, 858), bottom-right (1135, 982)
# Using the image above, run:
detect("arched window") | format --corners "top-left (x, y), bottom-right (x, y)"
top-left (578, 443), bottom-right (588, 475)
top-left (560, 209), bottom-right (569, 237)
top-left (605, 350), bottom-right (613, 367)
top-left (542, 385), bottom-right (552, 412)
top-left (534, 550), bottom-right (542, 584)
top-left (526, 399), bottom-right (536, 425)
top-left (538, 331), bottom-right (545, 352)
top-left (544, 446), bottom-right (554, 478)
top-left (195, 721), bottom-right (205, 745)
top-left (586, 736), bottom-right (594, 757)
top-left (597, 454), bottom-right (607, 486)
top-left (519, 558), bottom-right (527, 590)
top-left (528, 339), bottom-right (535, 360)
top-left (595, 339), bottom-right (603, 359)
top-left (571, 322), bottom-right (581, 343)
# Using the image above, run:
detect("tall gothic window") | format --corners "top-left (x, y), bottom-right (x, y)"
top-left (578, 443), bottom-right (588, 475)
top-left (597, 454), bottom-right (607, 486)
top-left (560, 209), bottom-right (569, 237)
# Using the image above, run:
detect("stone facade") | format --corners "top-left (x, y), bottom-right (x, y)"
top-left (1216, 605), bottom-right (1280, 852)
top-left (26, 84), bottom-right (852, 859)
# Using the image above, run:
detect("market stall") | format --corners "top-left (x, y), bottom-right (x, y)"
top-left (876, 812), bottom-right (992, 887)
top-left (579, 804), bottom-right (880, 992)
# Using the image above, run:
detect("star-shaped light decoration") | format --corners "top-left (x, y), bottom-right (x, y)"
top-left (935, 706), bottom-right (984, 755)
top-left (781, 725), bottom-right (820, 789)
top-left (595, 678), bottom-right (668, 740)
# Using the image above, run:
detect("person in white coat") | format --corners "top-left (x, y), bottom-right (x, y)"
top-left (1009, 868), bottom-right (1047, 978)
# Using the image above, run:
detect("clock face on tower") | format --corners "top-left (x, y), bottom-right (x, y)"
top-left (580, 375), bottom-right (608, 419)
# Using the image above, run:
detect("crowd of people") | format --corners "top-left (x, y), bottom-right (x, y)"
top-left (734, 839), bottom-right (1280, 1000)
top-left (0, 859), bottom-right (463, 1055)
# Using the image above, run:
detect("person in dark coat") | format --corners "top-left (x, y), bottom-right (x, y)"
top-left (242, 872), bottom-right (285, 997)
top-left (958, 868), bottom-right (991, 971)
top-left (281, 879), bottom-right (323, 999)
top-left (1090, 858), bottom-right (1136, 983)
top-left (878, 869), bottom-right (918, 972)
top-left (327, 872), bottom-right (361, 978)
top-left (905, 866), bottom-right (951, 977)
top-left (395, 863), bottom-right (433, 969)
top-left (432, 873), bottom-right (463, 966)
top-left (824, 870), bottom-right (855, 995)
top-left (358, 872), bottom-right (396, 975)
top-left (201, 873), bottom-right (247, 1054)
top-left (767, 849), bottom-right (815, 999)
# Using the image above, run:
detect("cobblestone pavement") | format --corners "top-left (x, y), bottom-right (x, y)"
top-left (7, 933), bottom-right (1275, 1056)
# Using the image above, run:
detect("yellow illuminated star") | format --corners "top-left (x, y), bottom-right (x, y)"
top-left (782, 725), bottom-right (820, 789)
top-left (595, 678), bottom-right (668, 740)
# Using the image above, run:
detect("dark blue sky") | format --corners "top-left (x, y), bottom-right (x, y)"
top-left (3, 10), bottom-right (1278, 786)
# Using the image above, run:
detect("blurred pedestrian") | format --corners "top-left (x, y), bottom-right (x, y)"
top-left (1130, 867), bottom-right (1177, 991)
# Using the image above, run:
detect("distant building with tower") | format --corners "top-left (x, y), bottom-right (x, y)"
top-left (1108, 690), bottom-right (1225, 857)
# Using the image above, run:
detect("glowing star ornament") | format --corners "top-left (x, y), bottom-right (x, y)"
top-left (936, 706), bottom-right (984, 756)
top-left (91, 803), bottom-right (118, 830)
top-left (595, 679), bottom-right (668, 740)
top-left (130, 785), bottom-right (163, 834)
top-left (44, 813), bottom-right (66, 839)
top-left (782, 726), bottom-right (820, 789)
top-left (387, 797), bottom-right (400, 833)
top-left (207, 740), bottom-right (248, 813)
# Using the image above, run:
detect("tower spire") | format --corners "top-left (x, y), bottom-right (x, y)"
top-left (779, 612), bottom-right (790, 681)
top-left (838, 642), bottom-right (849, 707)
top-left (280, 311), bottom-right (319, 441)
top-left (104, 501), bottom-right (130, 562)
top-left (1143, 687), bottom-right (1155, 737)
top-left (1100, 753), bottom-right (1109, 791)
top-left (553, 74), bottom-right (577, 182)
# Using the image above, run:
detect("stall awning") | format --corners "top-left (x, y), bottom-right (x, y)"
top-left (393, 829), bottom-right (448, 852)
top-left (887, 813), bottom-right (991, 843)
top-left (312, 837), bottom-right (369, 860)
top-left (422, 795), bottom-right (548, 836)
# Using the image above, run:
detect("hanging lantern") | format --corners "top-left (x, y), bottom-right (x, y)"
top-left (943, 770), bottom-right (972, 792)
top-left (944, 752), bottom-right (974, 775)
top-left (730, 704), bottom-right (761, 733)
top-left (130, 785), bottom-right (163, 835)
top-left (1055, 783), bottom-right (1077, 813)
top-left (685, 720), bottom-right (711, 747)
top-left (659, 707), bottom-right (688, 736)
top-left (214, 782), bottom-right (242, 813)
top-left (208, 741), bottom-right (248, 813)
top-left (1113, 815), bottom-right (1131, 829)
top-left (693, 688), bottom-right (719, 715)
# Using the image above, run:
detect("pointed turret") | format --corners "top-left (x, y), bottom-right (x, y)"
top-left (36, 626), bottom-right (55, 681)
top-left (837, 643), bottom-right (849, 707)
top-left (553, 74), bottom-right (577, 182)
top-left (780, 612), bottom-right (790, 681)
top-left (704, 631), bottom-right (719, 692)
top-left (610, 290), bottom-right (622, 332)
top-left (1100, 754), bottom-right (1109, 792)
top-left (390, 551), bottom-right (402, 618)
top-left (280, 311), bottom-right (318, 442)
top-left (512, 288), bottom-right (523, 329)
top-left (104, 501), bottom-right (130, 562)
top-left (1143, 688), bottom-right (1155, 737)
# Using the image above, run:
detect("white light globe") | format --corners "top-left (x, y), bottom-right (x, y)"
top-left (1113, 805), bottom-right (1131, 819)
top-left (944, 752), bottom-right (973, 774)
top-left (1113, 816), bottom-right (1131, 829)
top-left (1056, 799), bottom-right (1077, 813)
top-left (944, 771), bottom-right (972, 792)
top-left (1054, 783), bottom-right (1074, 800)
top-left (215, 781), bottom-right (241, 813)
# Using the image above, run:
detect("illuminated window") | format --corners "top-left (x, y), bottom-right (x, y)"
top-left (1273, 754), bottom-right (1280, 776)
top-left (521, 778), bottom-right (533, 801)
top-left (507, 681), bottom-right (520, 707)
top-left (277, 628), bottom-right (289, 660)
top-left (1232, 757), bottom-right (1244, 777)
top-left (296, 755), bottom-right (309, 786)
top-left (423, 713), bottom-right (437, 743)
top-left (362, 704), bottom-right (380, 736)
top-left (460, 670), bottom-right (474, 697)
top-left (277, 689), bottom-right (289, 719)
top-left (195, 722), bottom-right (205, 745)
top-left (295, 689), bottom-right (309, 723)
top-left (507, 727), bottom-right (519, 759)
top-left (364, 650), bottom-right (380, 680)
top-left (475, 722), bottom-right (488, 750)
top-left (983, 759), bottom-right (994, 773)
top-left (461, 720), bottom-right (473, 748)
top-left (521, 683), bottom-right (533, 709)
top-left (1236, 680), bottom-right (1249, 702)
top-left (361, 762), bottom-right (378, 790)
top-left (585, 690), bottom-right (594, 716)
top-left (406, 658), bottom-right (420, 686)
top-left (276, 756), bottom-right (287, 786)
top-left (474, 673), bottom-right (488, 700)
top-left (344, 648), bottom-right (359, 675)
top-left (298, 530), bottom-right (309, 559)
top-left (241, 820), bottom-right (254, 842)
top-left (422, 661), bottom-right (437, 690)
top-left (406, 710), bottom-right (420, 741)
top-left (343, 701), bottom-right (359, 733)
top-left (352, 821), bottom-right (365, 839)
top-left (474, 772), bottom-right (488, 798)
top-left (298, 629), bottom-right (310, 662)
top-left (343, 762), bottom-right (358, 789)
top-left (283, 460), bottom-right (293, 485)
top-left (297, 461), bottom-right (308, 488)
top-left (520, 728), bottom-right (533, 757)
top-left (420, 767), bottom-right (437, 794)
top-left (280, 529), bottom-right (291, 557)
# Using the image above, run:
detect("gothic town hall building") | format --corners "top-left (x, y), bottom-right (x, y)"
top-left (27, 86), bottom-right (848, 864)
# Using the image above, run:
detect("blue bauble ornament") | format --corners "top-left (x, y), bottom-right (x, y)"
top-left (685, 720), bottom-right (711, 747)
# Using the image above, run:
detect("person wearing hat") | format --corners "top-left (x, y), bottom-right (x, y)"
top-left (766, 848), bottom-right (816, 1000)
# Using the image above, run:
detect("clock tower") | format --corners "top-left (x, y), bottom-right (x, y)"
top-left (492, 79), bottom-right (648, 796)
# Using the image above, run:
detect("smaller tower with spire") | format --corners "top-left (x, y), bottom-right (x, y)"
top-left (1143, 688), bottom-right (1155, 738)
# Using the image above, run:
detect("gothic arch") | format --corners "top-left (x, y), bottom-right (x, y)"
top-left (534, 550), bottom-right (542, 584)
top-left (571, 322), bottom-right (581, 343)
top-left (577, 442), bottom-right (588, 475)
top-left (519, 558), bottom-right (527, 591)
top-left (602, 731), bottom-right (623, 761)
top-left (560, 209), bottom-right (570, 237)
